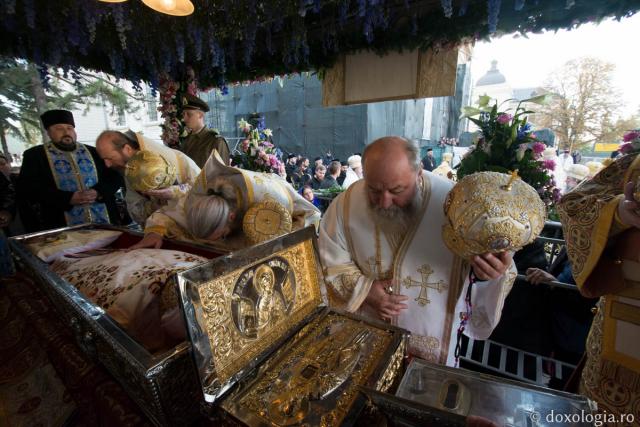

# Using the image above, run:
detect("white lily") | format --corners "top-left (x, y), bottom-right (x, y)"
top-left (237, 118), bottom-right (251, 130)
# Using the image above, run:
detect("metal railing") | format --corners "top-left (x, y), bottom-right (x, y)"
top-left (460, 225), bottom-right (583, 386)
top-left (460, 336), bottom-right (577, 386)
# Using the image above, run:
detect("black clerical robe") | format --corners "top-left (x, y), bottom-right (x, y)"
top-left (17, 143), bottom-right (124, 232)
top-left (422, 155), bottom-right (437, 171)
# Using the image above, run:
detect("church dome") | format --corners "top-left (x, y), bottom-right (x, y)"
top-left (476, 60), bottom-right (506, 86)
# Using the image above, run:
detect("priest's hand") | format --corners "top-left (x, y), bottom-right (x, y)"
top-left (470, 252), bottom-right (513, 281)
top-left (617, 181), bottom-right (640, 229)
top-left (525, 267), bottom-right (556, 285)
top-left (365, 279), bottom-right (408, 321)
top-left (143, 188), bottom-right (175, 200)
top-left (70, 189), bottom-right (98, 205)
top-left (128, 232), bottom-right (163, 250)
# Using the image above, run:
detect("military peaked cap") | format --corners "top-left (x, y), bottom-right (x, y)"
top-left (182, 93), bottom-right (210, 112)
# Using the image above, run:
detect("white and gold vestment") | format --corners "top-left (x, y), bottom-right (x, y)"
top-left (145, 151), bottom-right (320, 248)
top-left (319, 171), bottom-right (516, 365)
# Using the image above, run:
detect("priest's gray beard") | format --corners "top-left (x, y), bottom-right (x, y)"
top-left (367, 184), bottom-right (423, 239)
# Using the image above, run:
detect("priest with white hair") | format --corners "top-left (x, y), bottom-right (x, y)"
top-left (131, 151), bottom-right (321, 250)
top-left (318, 136), bottom-right (517, 365)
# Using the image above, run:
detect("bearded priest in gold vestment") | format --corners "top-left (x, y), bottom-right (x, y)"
top-left (319, 137), bottom-right (517, 366)
top-left (558, 145), bottom-right (640, 422)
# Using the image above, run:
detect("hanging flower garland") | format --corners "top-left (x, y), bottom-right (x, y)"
top-left (1, 0), bottom-right (635, 90)
top-left (158, 67), bottom-right (198, 148)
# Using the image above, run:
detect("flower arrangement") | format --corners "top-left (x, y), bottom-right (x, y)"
top-left (231, 118), bottom-right (284, 175)
top-left (458, 95), bottom-right (559, 211)
top-left (158, 68), bottom-right (198, 148)
top-left (619, 130), bottom-right (640, 155)
top-left (438, 136), bottom-right (459, 147)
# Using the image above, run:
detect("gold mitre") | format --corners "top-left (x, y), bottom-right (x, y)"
top-left (442, 171), bottom-right (546, 259)
top-left (125, 150), bottom-right (176, 192)
top-left (243, 199), bottom-right (293, 245)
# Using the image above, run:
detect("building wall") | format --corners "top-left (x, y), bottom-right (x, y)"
top-left (204, 71), bottom-right (472, 160)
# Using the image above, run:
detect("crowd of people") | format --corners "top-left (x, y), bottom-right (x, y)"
top-left (1, 97), bottom-right (638, 424)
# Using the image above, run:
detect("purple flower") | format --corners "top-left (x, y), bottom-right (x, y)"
top-left (496, 113), bottom-right (512, 124)
top-left (532, 142), bottom-right (546, 155)
top-left (542, 159), bottom-right (556, 170)
top-left (619, 143), bottom-right (634, 154)
top-left (623, 130), bottom-right (640, 142)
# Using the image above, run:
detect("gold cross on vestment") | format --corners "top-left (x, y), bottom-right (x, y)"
top-left (402, 264), bottom-right (447, 306)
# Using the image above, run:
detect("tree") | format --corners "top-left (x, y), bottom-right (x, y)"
top-left (536, 57), bottom-right (628, 152)
top-left (0, 58), bottom-right (143, 158)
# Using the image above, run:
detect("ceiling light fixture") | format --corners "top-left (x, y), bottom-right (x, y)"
top-left (141, 0), bottom-right (194, 16)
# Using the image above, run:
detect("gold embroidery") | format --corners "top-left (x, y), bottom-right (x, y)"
top-left (402, 264), bottom-right (447, 307)
top-left (340, 272), bottom-right (360, 294)
top-left (242, 200), bottom-right (293, 245)
top-left (559, 153), bottom-right (640, 287)
top-left (409, 335), bottom-right (440, 363)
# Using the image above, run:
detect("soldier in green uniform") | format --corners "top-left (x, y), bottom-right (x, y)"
top-left (181, 94), bottom-right (230, 167)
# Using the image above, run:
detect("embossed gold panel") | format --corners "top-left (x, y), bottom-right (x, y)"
top-left (198, 239), bottom-right (323, 385)
top-left (221, 312), bottom-right (393, 427)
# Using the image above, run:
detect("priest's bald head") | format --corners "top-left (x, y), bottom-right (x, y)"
top-left (362, 136), bottom-right (423, 230)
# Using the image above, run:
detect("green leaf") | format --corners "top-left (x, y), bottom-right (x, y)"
top-left (477, 95), bottom-right (492, 108)
top-left (522, 93), bottom-right (554, 105)
top-left (461, 106), bottom-right (482, 118)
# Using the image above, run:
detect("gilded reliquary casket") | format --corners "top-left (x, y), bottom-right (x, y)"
top-left (9, 224), bottom-right (227, 426)
top-left (361, 358), bottom-right (595, 427)
top-left (176, 227), bottom-right (408, 426)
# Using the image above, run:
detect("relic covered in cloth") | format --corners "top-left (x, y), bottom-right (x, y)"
top-left (10, 224), bottom-right (229, 426)
top-left (362, 358), bottom-right (595, 426)
top-left (176, 226), bottom-right (407, 426)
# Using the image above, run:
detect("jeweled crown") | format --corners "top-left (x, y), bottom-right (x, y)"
top-left (442, 171), bottom-right (546, 259)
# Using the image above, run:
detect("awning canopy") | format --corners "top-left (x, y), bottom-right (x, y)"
top-left (1, 0), bottom-right (638, 87)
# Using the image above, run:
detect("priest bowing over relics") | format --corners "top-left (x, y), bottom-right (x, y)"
top-left (319, 137), bottom-right (518, 366)
top-left (18, 110), bottom-right (123, 232)
top-left (96, 130), bottom-right (200, 225)
top-left (130, 151), bottom-right (321, 250)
